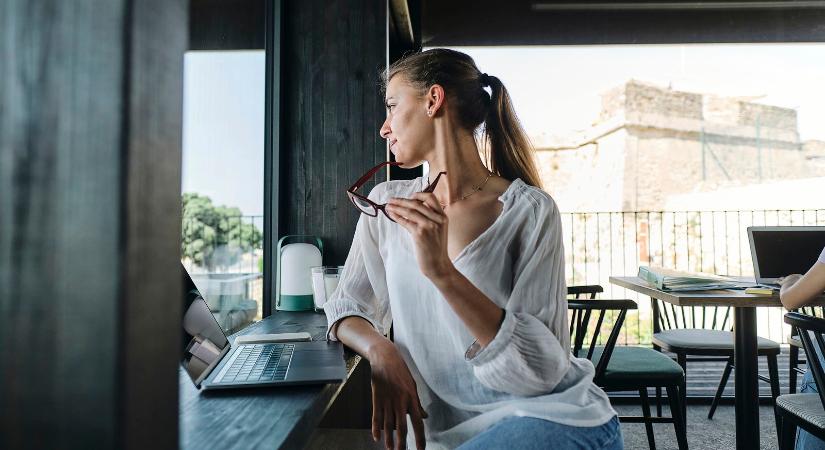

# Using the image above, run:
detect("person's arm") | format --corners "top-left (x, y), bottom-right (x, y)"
top-left (324, 184), bottom-right (426, 450)
top-left (780, 262), bottom-right (825, 310)
top-left (325, 186), bottom-right (392, 342)
top-left (458, 201), bottom-right (571, 397)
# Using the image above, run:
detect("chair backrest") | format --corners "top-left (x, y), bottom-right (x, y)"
top-left (789, 306), bottom-right (825, 343)
top-left (568, 285), bottom-right (603, 300)
top-left (567, 285), bottom-right (638, 383)
top-left (785, 312), bottom-right (825, 410)
top-left (651, 297), bottom-right (732, 333)
top-left (799, 306), bottom-right (825, 319)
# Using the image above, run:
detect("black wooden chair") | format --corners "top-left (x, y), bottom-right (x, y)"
top-left (789, 306), bottom-right (825, 394)
top-left (650, 298), bottom-right (781, 426)
top-left (777, 312), bottom-right (825, 450)
top-left (568, 286), bottom-right (688, 450)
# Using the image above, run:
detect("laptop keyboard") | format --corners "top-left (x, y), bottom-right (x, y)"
top-left (217, 343), bottom-right (294, 383)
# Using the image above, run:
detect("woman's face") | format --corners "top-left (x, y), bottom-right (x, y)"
top-left (379, 75), bottom-right (433, 168)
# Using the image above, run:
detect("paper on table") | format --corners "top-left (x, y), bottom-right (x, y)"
top-left (638, 266), bottom-right (756, 291)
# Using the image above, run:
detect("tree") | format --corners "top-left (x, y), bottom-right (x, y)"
top-left (181, 193), bottom-right (262, 271)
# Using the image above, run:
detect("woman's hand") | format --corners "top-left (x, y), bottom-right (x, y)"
top-left (778, 274), bottom-right (803, 288)
top-left (386, 193), bottom-right (454, 280)
top-left (368, 341), bottom-right (428, 450)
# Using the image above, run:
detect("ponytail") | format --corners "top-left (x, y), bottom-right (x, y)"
top-left (482, 76), bottom-right (543, 189)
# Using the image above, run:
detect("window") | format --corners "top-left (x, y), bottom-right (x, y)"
top-left (181, 50), bottom-right (265, 334)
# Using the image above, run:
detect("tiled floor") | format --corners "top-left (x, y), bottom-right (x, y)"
top-left (307, 351), bottom-right (799, 449)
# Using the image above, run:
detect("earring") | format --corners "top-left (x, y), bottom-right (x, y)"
top-left (427, 110), bottom-right (432, 116)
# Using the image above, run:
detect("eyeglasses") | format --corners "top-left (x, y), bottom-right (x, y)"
top-left (347, 161), bottom-right (446, 222)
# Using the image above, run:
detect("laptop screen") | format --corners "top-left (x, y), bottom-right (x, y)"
top-left (751, 227), bottom-right (825, 280)
top-left (181, 263), bottom-right (230, 386)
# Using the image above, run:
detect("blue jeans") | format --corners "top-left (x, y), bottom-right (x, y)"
top-left (797, 368), bottom-right (825, 450)
top-left (457, 416), bottom-right (623, 450)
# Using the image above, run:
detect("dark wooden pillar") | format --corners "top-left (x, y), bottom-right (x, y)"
top-left (279, 0), bottom-right (389, 268)
top-left (388, 0), bottom-right (424, 182)
top-left (0, 1), bottom-right (186, 449)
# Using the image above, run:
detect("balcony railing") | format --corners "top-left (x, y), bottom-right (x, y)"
top-left (181, 211), bottom-right (825, 344)
top-left (562, 209), bottom-right (825, 345)
top-left (181, 215), bottom-right (264, 274)
top-left (182, 215), bottom-right (264, 327)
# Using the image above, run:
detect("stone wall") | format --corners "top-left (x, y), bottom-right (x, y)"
top-left (537, 80), bottom-right (820, 212)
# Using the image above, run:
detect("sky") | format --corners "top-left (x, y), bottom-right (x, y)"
top-left (457, 43), bottom-right (825, 141)
top-left (181, 44), bottom-right (825, 216)
top-left (182, 51), bottom-right (265, 217)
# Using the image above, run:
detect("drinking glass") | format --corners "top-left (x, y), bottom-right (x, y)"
top-left (310, 266), bottom-right (344, 312)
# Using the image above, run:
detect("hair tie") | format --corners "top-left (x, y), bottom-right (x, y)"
top-left (480, 73), bottom-right (491, 87)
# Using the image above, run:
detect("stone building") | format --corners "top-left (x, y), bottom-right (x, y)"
top-left (535, 80), bottom-right (824, 212)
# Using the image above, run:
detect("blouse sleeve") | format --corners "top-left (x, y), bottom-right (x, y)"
top-left (818, 246), bottom-right (825, 265)
top-left (324, 184), bottom-right (393, 340)
top-left (464, 193), bottom-right (571, 397)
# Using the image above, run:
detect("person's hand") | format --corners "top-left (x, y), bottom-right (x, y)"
top-left (386, 193), bottom-right (454, 280)
top-left (368, 342), bottom-right (428, 450)
top-left (778, 274), bottom-right (803, 287)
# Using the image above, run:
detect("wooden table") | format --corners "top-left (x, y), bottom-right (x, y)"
top-left (179, 311), bottom-right (362, 450)
top-left (610, 276), bottom-right (825, 449)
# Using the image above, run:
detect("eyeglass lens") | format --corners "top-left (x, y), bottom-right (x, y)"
top-left (350, 194), bottom-right (376, 215)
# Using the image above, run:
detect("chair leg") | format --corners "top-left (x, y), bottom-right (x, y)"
top-left (653, 344), bottom-right (663, 417)
top-left (779, 413), bottom-right (797, 450)
top-left (708, 356), bottom-right (733, 419)
top-left (655, 387), bottom-right (663, 417)
top-left (768, 354), bottom-right (782, 438)
top-left (789, 345), bottom-right (799, 394)
top-left (666, 384), bottom-right (689, 450)
top-left (639, 388), bottom-right (657, 450)
top-left (677, 353), bottom-right (688, 428)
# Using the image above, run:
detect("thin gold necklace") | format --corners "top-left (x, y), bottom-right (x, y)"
top-left (430, 172), bottom-right (494, 208)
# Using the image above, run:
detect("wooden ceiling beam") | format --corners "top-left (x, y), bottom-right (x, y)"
top-left (390, 0), bottom-right (415, 46)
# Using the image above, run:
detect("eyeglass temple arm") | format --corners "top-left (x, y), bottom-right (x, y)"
top-left (423, 171), bottom-right (446, 193)
top-left (348, 161), bottom-right (403, 192)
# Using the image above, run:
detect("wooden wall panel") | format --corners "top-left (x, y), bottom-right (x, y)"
top-left (121, 1), bottom-right (186, 449)
top-left (0, 1), bottom-right (185, 448)
top-left (423, 0), bottom-right (825, 46)
top-left (281, 0), bottom-right (388, 266)
top-left (189, 0), bottom-right (265, 50)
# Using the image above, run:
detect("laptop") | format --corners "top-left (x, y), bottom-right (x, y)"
top-left (180, 263), bottom-right (346, 390)
top-left (747, 226), bottom-right (825, 286)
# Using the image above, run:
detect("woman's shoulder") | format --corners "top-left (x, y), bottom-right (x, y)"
top-left (502, 178), bottom-right (560, 222)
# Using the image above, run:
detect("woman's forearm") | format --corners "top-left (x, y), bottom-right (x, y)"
top-left (781, 263), bottom-right (825, 310)
top-left (333, 316), bottom-right (396, 362)
top-left (430, 266), bottom-right (504, 348)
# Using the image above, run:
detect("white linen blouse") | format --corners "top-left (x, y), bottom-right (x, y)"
top-left (324, 176), bottom-right (616, 450)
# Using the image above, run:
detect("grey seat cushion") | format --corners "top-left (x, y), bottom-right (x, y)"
top-left (777, 393), bottom-right (825, 430)
top-left (653, 329), bottom-right (780, 353)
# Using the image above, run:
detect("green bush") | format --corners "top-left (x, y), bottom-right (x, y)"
top-left (181, 193), bottom-right (262, 271)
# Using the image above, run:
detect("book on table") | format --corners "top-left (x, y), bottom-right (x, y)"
top-left (637, 266), bottom-right (756, 291)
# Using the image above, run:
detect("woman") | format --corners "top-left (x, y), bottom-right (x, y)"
top-left (779, 246), bottom-right (825, 450)
top-left (325, 48), bottom-right (621, 450)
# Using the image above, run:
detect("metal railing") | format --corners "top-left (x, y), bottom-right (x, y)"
top-left (181, 215), bottom-right (264, 274)
top-left (562, 209), bottom-right (825, 345)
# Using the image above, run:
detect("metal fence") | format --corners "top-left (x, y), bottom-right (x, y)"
top-left (562, 209), bottom-right (825, 345)
top-left (182, 215), bottom-right (265, 323)
top-left (181, 215), bottom-right (264, 274)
